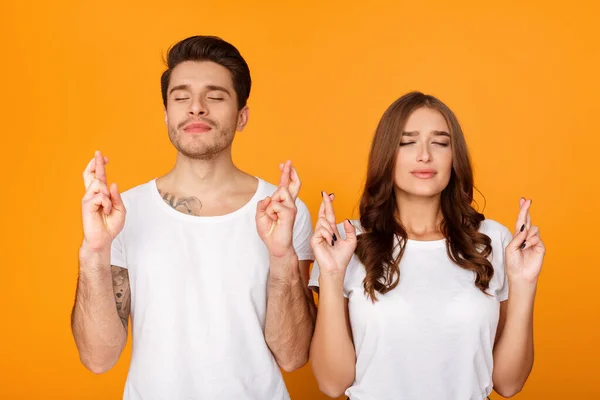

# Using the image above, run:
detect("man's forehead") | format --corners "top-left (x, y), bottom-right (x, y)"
top-left (170, 61), bottom-right (233, 88)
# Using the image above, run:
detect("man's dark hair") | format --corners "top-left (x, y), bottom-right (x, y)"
top-left (161, 36), bottom-right (251, 110)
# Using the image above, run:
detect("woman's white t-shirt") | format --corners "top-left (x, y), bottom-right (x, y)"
top-left (309, 219), bottom-right (512, 400)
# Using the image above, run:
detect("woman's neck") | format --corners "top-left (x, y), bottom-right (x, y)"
top-left (395, 189), bottom-right (445, 240)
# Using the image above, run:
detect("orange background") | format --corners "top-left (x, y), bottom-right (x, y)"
top-left (1, 0), bottom-right (599, 399)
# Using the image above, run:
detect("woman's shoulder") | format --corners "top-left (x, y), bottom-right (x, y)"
top-left (336, 219), bottom-right (366, 239)
top-left (479, 219), bottom-right (512, 241)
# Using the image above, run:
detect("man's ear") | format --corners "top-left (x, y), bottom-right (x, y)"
top-left (236, 105), bottom-right (249, 132)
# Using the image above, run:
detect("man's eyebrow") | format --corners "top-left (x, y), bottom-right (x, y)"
top-left (169, 84), bottom-right (191, 95)
top-left (168, 84), bottom-right (231, 96)
top-left (205, 85), bottom-right (230, 95)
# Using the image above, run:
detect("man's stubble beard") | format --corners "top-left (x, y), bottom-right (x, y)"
top-left (167, 124), bottom-right (235, 161)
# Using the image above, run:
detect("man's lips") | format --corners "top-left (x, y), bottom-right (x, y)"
top-left (183, 122), bottom-right (212, 133)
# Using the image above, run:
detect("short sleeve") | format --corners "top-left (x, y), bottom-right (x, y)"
top-left (293, 198), bottom-right (314, 261)
top-left (308, 260), bottom-right (321, 291)
top-left (309, 259), bottom-right (356, 299)
top-left (496, 227), bottom-right (513, 302)
top-left (110, 232), bottom-right (127, 269)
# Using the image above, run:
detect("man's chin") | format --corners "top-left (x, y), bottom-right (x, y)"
top-left (176, 143), bottom-right (231, 160)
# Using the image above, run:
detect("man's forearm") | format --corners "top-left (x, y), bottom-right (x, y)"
top-left (265, 253), bottom-right (315, 372)
top-left (71, 245), bottom-right (127, 374)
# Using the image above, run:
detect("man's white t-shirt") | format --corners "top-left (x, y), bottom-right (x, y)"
top-left (111, 178), bottom-right (314, 400)
top-left (309, 219), bottom-right (511, 400)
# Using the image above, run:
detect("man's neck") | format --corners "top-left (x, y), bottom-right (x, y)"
top-left (159, 148), bottom-right (244, 198)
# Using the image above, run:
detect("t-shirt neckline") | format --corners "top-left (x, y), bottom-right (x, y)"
top-left (405, 238), bottom-right (447, 248)
top-left (149, 177), bottom-right (263, 223)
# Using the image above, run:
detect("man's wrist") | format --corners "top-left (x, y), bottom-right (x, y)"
top-left (269, 250), bottom-right (300, 281)
top-left (79, 241), bottom-right (111, 271)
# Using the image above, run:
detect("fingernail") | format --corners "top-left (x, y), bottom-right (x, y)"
top-left (331, 239), bottom-right (335, 246)
top-left (333, 233), bottom-right (337, 242)
top-left (321, 191), bottom-right (325, 197)
top-left (519, 241), bottom-right (526, 250)
top-left (520, 224), bottom-right (525, 232)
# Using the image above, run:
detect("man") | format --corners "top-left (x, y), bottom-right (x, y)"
top-left (71, 35), bottom-right (316, 400)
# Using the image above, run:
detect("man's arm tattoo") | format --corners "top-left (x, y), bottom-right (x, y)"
top-left (111, 266), bottom-right (131, 330)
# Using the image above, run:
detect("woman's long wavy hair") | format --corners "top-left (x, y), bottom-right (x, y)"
top-left (356, 92), bottom-right (493, 301)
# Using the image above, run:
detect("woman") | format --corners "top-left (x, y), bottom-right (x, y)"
top-left (308, 92), bottom-right (545, 400)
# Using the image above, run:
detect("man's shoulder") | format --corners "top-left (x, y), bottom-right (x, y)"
top-left (255, 177), bottom-right (278, 195)
top-left (255, 177), bottom-right (310, 211)
top-left (119, 179), bottom-right (155, 205)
